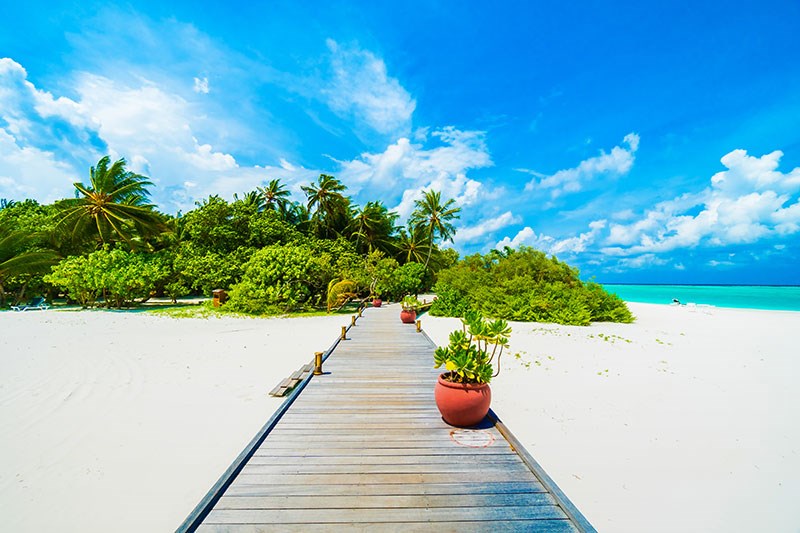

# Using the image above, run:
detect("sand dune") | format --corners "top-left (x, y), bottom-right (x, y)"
top-left (1, 303), bottom-right (798, 532)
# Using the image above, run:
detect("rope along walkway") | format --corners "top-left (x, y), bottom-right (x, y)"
top-left (181, 304), bottom-right (595, 532)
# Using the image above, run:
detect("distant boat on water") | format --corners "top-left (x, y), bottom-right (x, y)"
top-left (601, 284), bottom-right (800, 312)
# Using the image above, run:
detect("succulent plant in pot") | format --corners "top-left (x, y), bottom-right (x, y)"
top-left (433, 310), bottom-right (512, 427)
top-left (400, 295), bottom-right (421, 324)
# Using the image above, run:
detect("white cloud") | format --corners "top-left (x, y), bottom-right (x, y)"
top-left (279, 158), bottom-right (296, 171)
top-left (335, 126), bottom-right (493, 219)
top-left (0, 57), bottom-right (318, 212)
top-left (193, 76), bottom-right (209, 94)
top-left (524, 133), bottom-right (639, 198)
top-left (453, 211), bottom-right (521, 245)
top-left (495, 219), bottom-right (606, 256)
top-left (603, 149), bottom-right (800, 256)
top-left (0, 129), bottom-right (78, 202)
top-left (323, 39), bottom-right (416, 137)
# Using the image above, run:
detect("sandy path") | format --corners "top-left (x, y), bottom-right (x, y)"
top-left (424, 303), bottom-right (800, 532)
top-left (0, 310), bottom-right (348, 532)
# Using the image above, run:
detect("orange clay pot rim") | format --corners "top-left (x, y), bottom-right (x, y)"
top-left (437, 372), bottom-right (490, 390)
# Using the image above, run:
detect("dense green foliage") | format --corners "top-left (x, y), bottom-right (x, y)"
top-left (44, 248), bottom-right (167, 308)
top-left (429, 247), bottom-right (634, 325)
top-left (2, 154), bottom-right (631, 324)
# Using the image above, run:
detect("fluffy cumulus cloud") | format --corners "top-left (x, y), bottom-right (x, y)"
top-left (0, 57), bottom-right (320, 212)
top-left (496, 219), bottom-right (607, 256)
top-left (523, 133), bottom-right (639, 198)
top-left (336, 126), bottom-right (494, 219)
top-left (453, 211), bottom-right (521, 246)
top-left (495, 147), bottom-right (800, 273)
top-left (603, 149), bottom-right (800, 257)
top-left (323, 39), bottom-right (416, 138)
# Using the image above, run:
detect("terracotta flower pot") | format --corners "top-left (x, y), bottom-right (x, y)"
top-left (400, 309), bottom-right (416, 324)
top-left (434, 373), bottom-right (491, 427)
top-left (372, 299), bottom-right (382, 307)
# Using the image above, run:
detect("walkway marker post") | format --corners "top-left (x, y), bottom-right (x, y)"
top-left (313, 352), bottom-right (324, 375)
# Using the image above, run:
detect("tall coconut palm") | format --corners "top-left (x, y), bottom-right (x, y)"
top-left (408, 190), bottom-right (461, 269)
top-left (233, 190), bottom-right (265, 212)
top-left (301, 174), bottom-right (350, 238)
top-left (258, 179), bottom-right (292, 215)
top-left (349, 201), bottom-right (399, 254)
top-left (395, 225), bottom-right (432, 264)
top-left (55, 156), bottom-right (166, 249)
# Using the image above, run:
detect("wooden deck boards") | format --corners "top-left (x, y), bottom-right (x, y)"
top-left (182, 305), bottom-right (594, 532)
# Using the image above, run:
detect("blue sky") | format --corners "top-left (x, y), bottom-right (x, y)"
top-left (1, 1), bottom-right (799, 284)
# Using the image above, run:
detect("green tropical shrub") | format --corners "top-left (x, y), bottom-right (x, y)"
top-left (384, 262), bottom-right (426, 300)
top-left (429, 247), bottom-right (634, 325)
top-left (226, 243), bottom-right (337, 314)
top-left (45, 248), bottom-right (166, 307)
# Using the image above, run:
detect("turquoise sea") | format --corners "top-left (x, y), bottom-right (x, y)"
top-left (601, 284), bottom-right (800, 312)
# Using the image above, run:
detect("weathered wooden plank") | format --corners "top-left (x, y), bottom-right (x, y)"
top-left (224, 481), bottom-right (547, 497)
top-left (267, 384), bottom-right (288, 397)
top-left (252, 447), bottom-right (514, 456)
top-left (197, 520), bottom-right (577, 533)
top-left (240, 461), bottom-right (534, 475)
top-left (246, 454), bottom-right (521, 465)
top-left (215, 492), bottom-right (556, 510)
top-left (203, 505), bottom-right (567, 524)
top-left (231, 471), bottom-right (538, 485)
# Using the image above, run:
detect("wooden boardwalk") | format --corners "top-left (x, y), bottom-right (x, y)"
top-left (180, 305), bottom-right (595, 532)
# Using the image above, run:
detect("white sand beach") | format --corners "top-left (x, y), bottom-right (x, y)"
top-left (1, 303), bottom-right (798, 532)
top-left (424, 303), bottom-right (800, 532)
top-left (0, 310), bottom-right (347, 532)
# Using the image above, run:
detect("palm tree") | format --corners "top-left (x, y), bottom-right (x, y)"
top-left (258, 179), bottom-right (292, 215)
top-left (233, 190), bottom-right (265, 212)
top-left (55, 156), bottom-right (166, 249)
top-left (349, 201), bottom-right (399, 253)
top-left (395, 225), bottom-right (432, 264)
top-left (301, 174), bottom-right (350, 238)
top-left (0, 225), bottom-right (59, 307)
top-left (408, 190), bottom-right (461, 269)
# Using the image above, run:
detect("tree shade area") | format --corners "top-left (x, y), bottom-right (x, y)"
top-left (1, 155), bottom-right (632, 324)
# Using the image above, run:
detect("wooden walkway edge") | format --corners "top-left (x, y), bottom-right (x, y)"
top-left (177, 305), bottom-right (596, 532)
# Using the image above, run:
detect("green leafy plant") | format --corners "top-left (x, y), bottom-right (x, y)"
top-left (429, 247), bottom-right (634, 325)
top-left (401, 294), bottom-right (421, 311)
top-left (433, 311), bottom-right (512, 384)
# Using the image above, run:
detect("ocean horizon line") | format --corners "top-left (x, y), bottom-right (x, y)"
top-left (599, 282), bottom-right (800, 288)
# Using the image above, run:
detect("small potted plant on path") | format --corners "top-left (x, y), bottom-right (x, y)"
top-left (372, 294), bottom-right (382, 307)
top-left (433, 310), bottom-right (512, 427)
top-left (400, 295), bottom-right (420, 324)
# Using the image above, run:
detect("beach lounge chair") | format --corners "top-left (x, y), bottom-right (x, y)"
top-left (11, 297), bottom-right (50, 312)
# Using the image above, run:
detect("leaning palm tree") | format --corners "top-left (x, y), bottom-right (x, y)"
top-left (258, 179), bottom-right (292, 214)
top-left (408, 190), bottom-right (461, 269)
top-left (0, 225), bottom-right (59, 307)
top-left (55, 156), bottom-right (166, 249)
